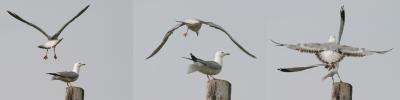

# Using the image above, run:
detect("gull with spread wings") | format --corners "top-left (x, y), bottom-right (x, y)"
top-left (273, 5), bottom-right (392, 82)
top-left (7, 5), bottom-right (89, 60)
top-left (146, 18), bottom-right (256, 59)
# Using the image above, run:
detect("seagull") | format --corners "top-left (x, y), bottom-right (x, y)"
top-left (272, 35), bottom-right (393, 81)
top-left (47, 62), bottom-right (86, 87)
top-left (275, 5), bottom-right (350, 82)
top-left (146, 18), bottom-right (256, 59)
top-left (7, 5), bottom-right (90, 60)
top-left (183, 51), bottom-right (230, 80)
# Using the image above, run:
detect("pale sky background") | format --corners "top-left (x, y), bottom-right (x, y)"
top-left (0, 0), bottom-right (132, 100)
top-left (134, 0), bottom-right (399, 100)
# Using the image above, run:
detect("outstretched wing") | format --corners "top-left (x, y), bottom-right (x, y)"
top-left (277, 64), bottom-right (326, 72)
top-left (337, 5), bottom-right (346, 44)
top-left (271, 40), bottom-right (326, 53)
top-left (146, 22), bottom-right (185, 59)
top-left (199, 19), bottom-right (257, 59)
top-left (7, 11), bottom-right (51, 39)
top-left (339, 45), bottom-right (393, 57)
top-left (52, 5), bottom-right (90, 39)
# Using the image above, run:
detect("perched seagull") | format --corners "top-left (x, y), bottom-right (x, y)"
top-left (183, 51), bottom-right (230, 80)
top-left (47, 62), bottom-right (86, 87)
top-left (146, 18), bottom-right (256, 59)
top-left (7, 5), bottom-right (90, 60)
top-left (272, 35), bottom-right (393, 81)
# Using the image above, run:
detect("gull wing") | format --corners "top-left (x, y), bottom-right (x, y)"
top-left (339, 45), bottom-right (393, 57)
top-left (52, 5), bottom-right (90, 39)
top-left (198, 19), bottom-right (257, 59)
top-left (197, 61), bottom-right (221, 70)
top-left (146, 22), bottom-right (185, 59)
top-left (7, 11), bottom-right (51, 39)
top-left (277, 64), bottom-right (326, 72)
top-left (56, 71), bottom-right (79, 79)
top-left (271, 40), bottom-right (327, 53)
top-left (337, 5), bottom-right (346, 44)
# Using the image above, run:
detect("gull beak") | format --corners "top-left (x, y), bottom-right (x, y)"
top-left (226, 53), bottom-right (230, 55)
top-left (82, 63), bottom-right (86, 66)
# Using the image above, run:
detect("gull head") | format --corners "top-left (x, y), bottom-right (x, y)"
top-left (74, 62), bottom-right (86, 68)
top-left (328, 35), bottom-right (337, 43)
top-left (215, 51), bottom-right (230, 57)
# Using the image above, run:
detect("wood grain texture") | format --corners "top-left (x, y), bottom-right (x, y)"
top-left (207, 79), bottom-right (231, 100)
top-left (66, 86), bottom-right (84, 100)
top-left (331, 82), bottom-right (352, 100)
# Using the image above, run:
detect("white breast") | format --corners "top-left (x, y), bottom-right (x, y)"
top-left (317, 50), bottom-right (344, 64)
top-left (43, 40), bottom-right (60, 48)
top-left (184, 19), bottom-right (200, 24)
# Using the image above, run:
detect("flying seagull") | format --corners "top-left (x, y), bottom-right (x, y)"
top-left (146, 18), bottom-right (256, 59)
top-left (7, 5), bottom-right (90, 60)
top-left (272, 35), bottom-right (393, 81)
top-left (47, 62), bottom-right (86, 87)
top-left (183, 51), bottom-right (230, 80)
top-left (275, 5), bottom-right (350, 81)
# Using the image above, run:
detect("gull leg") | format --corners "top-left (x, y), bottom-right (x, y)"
top-left (210, 76), bottom-right (217, 80)
top-left (53, 48), bottom-right (57, 59)
top-left (43, 49), bottom-right (49, 60)
top-left (337, 72), bottom-right (343, 82)
top-left (331, 77), bottom-right (335, 84)
top-left (183, 29), bottom-right (189, 37)
top-left (206, 75), bottom-right (210, 80)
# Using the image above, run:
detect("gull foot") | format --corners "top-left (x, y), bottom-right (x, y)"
top-left (183, 33), bottom-right (188, 37)
top-left (43, 55), bottom-right (48, 60)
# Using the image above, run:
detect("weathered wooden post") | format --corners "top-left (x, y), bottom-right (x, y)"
top-left (331, 82), bottom-right (352, 100)
top-left (206, 79), bottom-right (231, 100)
top-left (65, 86), bottom-right (84, 100)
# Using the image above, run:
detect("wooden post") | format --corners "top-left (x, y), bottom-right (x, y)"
top-left (66, 86), bottom-right (84, 100)
top-left (206, 79), bottom-right (232, 100)
top-left (331, 82), bottom-right (352, 100)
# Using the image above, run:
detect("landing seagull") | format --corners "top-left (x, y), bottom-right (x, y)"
top-left (146, 18), bottom-right (256, 59)
top-left (7, 5), bottom-right (90, 60)
top-left (183, 51), bottom-right (230, 80)
top-left (272, 35), bottom-right (392, 81)
top-left (275, 5), bottom-right (349, 81)
top-left (47, 62), bottom-right (86, 87)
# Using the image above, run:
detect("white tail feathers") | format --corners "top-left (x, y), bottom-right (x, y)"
top-left (322, 68), bottom-right (338, 81)
top-left (187, 65), bottom-right (198, 74)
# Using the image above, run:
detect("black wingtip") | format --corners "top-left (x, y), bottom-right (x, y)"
top-left (270, 40), bottom-right (284, 46)
top-left (277, 68), bottom-right (293, 72)
top-left (46, 73), bottom-right (58, 76)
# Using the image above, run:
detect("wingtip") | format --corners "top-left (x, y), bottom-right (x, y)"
top-left (270, 40), bottom-right (283, 46)
top-left (277, 68), bottom-right (292, 72)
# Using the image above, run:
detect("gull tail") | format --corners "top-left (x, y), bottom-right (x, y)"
top-left (187, 65), bottom-right (198, 74)
top-left (182, 53), bottom-right (199, 62)
top-left (322, 68), bottom-right (338, 81)
top-left (277, 64), bottom-right (325, 72)
top-left (46, 73), bottom-right (60, 80)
